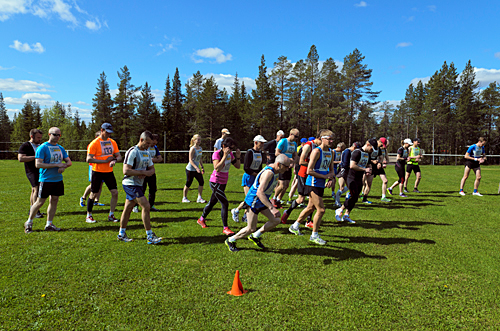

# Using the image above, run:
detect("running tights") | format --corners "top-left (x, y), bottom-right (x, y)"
top-left (202, 182), bottom-right (229, 227)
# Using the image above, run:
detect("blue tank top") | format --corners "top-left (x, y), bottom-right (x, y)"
top-left (245, 166), bottom-right (279, 209)
top-left (305, 147), bottom-right (332, 188)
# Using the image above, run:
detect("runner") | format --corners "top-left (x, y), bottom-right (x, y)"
top-left (375, 137), bottom-right (391, 202)
top-left (197, 137), bottom-right (241, 235)
top-left (330, 142), bottom-right (346, 201)
top-left (387, 139), bottom-right (411, 197)
top-left (225, 154), bottom-right (291, 252)
top-left (360, 138), bottom-right (379, 204)
top-left (24, 127), bottom-right (72, 233)
top-left (117, 131), bottom-right (162, 244)
top-left (85, 123), bottom-right (122, 223)
top-left (272, 128), bottom-right (299, 207)
top-left (262, 130), bottom-right (284, 164)
top-left (133, 133), bottom-right (163, 212)
top-left (18, 128), bottom-right (44, 218)
top-left (405, 138), bottom-right (423, 193)
top-left (79, 131), bottom-right (104, 208)
top-left (182, 134), bottom-right (206, 203)
top-left (286, 138), bottom-right (308, 204)
top-left (335, 138), bottom-right (376, 224)
top-left (459, 137), bottom-right (487, 196)
top-left (334, 142), bottom-right (360, 207)
top-left (214, 128), bottom-right (230, 151)
top-left (280, 134), bottom-right (321, 226)
top-left (231, 135), bottom-right (266, 223)
top-left (289, 130), bottom-right (335, 245)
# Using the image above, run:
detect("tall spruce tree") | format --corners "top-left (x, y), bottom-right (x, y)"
top-left (114, 65), bottom-right (140, 149)
top-left (270, 56), bottom-right (293, 127)
top-left (318, 57), bottom-right (344, 140)
top-left (456, 60), bottom-right (480, 147)
top-left (480, 82), bottom-right (500, 153)
top-left (91, 71), bottom-right (114, 133)
top-left (136, 82), bottom-right (161, 138)
top-left (285, 59), bottom-right (307, 132)
top-left (0, 93), bottom-right (11, 157)
top-left (305, 45), bottom-right (320, 133)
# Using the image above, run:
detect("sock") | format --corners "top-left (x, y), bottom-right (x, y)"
top-left (146, 229), bottom-right (153, 236)
top-left (253, 230), bottom-right (262, 238)
top-left (87, 212), bottom-right (92, 217)
top-left (199, 216), bottom-right (205, 221)
top-left (363, 195), bottom-right (368, 202)
top-left (286, 200), bottom-right (298, 214)
top-left (474, 189), bottom-right (478, 193)
top-left (342, 187), bottom-right (349, 194)
top-left (311, 231), bottom-right (318, 238)
top-left (382, 194), bottom-right (386, 199)
top-left (46, 220), bottom-right (52, 227)
top-left (306, 215), bottom-right (312, 222)
top-left (109, 211), bottom-right (114, 217)
top-left (460, 189), bottom-right (464, 192)
top-left (223, 226), bottom-right (229, 229)
top-left (292, 221), bottom-right (300, 229)
top-left (198, 194), bottom-right (202, 199)
top-left (119, 228), bottom-right (126, 236)
top-left (26, 219), bottom-right (33, 224)
top-left (87, 198), bottom-right (94, 212)
top-left (228, 236), bottom-right (237, 242)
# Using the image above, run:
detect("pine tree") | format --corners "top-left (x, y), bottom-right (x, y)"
top-left (184, 71), bottom-right (205, 138)
top-left (172, 68), bottom-right (187, 148)
top-left (318, 57), bottom-right (345, 140)
top-left (91, 71), bottom-right (114, 133)
top-left (0, 93), bottom-right (12, 157)
top-left (270, 56), bottom-right (293, 127)
top-left (456, 60), bottom-right (480, 148)
top-left (285, 59), bottom-right (307, 132)
top-left (136, 82), bottom-right (161, 138)
top-left (160, 75), bottom-right (172, 150)
top-left (480, 82), bottom-right (500, 153)
top-left (305, 45), bottom-right (320, 133)
top-left (113, 65), bottom-right (140, 149)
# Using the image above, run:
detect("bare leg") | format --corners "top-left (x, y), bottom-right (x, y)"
top-left (197, 185), bottom-right (204, 197)
top-left (415, 172), bottom-right (421, 188)
top-left (309, 192), bottom-right (325, 232)
top-left (46, 196), bottom-right (59, 223)
top-left (183, 185), bottom-right (189, 199)
top-left (231, 209), bottom-right (259, 241)
top-left (460, 167), bottom-right (471, 190)
top-left (136, 196), bottom-right (151, 230)
top-left (119, 199), bottom-right (136, 229)
top-left (82, 184), bottom-right (92, 199)
top-left (110, 189), bottom-right (118, 213)
top-left (28, 197), bottom-right (47, 220)
top-left (277, 180), bottom-right (290, 200)
top-left (473, 168), bottom-right (481, 190)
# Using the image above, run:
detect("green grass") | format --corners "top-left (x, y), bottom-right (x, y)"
top-left (1, 160), bottom-right (499, 330)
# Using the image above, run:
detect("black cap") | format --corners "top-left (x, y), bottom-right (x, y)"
top-left (101, 123), bottom-right (113, 133)
top-left (413, 138), bottom-right (421, 143)
top-left (368, 138), bottom-right (378, 148)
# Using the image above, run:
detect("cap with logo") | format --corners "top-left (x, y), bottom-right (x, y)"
top-left (253, 135), bottom-right (267, 143)
top-left (379, 137), bottom-right (387, 148)
top-left (404, 138), bottom-right (412, 145)
top-left (276, 130), bottom-right (285, 136)
top-left (368, 138), bottom-right (378, 149)
top-left (101, 123), bottom-right (113, 133)
top-left (300, 138), bottom-right (308, 143)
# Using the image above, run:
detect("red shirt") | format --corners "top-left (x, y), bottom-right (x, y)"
top-left (298, 141), bottom-right (316, 178)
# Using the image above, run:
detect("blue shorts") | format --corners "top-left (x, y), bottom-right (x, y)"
top-left (241, 173), bottom-right (256, 187)
top-left (122, 185), bottom-right (145, 201)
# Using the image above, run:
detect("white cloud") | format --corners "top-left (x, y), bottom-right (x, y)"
top-left (0, 66), bottom-right (15, 70)
top-left (0, 78), bottom-right (52, 92)
top-left (203, 73), bottom-right (256, 92)
top-left (396, 42), bottom-right (412, 48)
top-left (85, 19), bottom-right (99, 30)
top-left (9, 40), bottom-right (45, 53)
top-left (410, 76), bottom-right (431, 86)
top-left (355, 1), bottom-right (367, 7)
top-left (4, 93), bottom-right (53, 105)
top-left (494, 52), bottom-right (500, 60)
top-left (192, 47), bottom-right (233, 64)
top-left (76, 101), bottom-right (89, 105)
top-left (428, 5), bottom-right (436, 12)
top-left (0, 0), bottom-right (28, 21)
top-left (474, 68), bottom-right (500, 88)
top-left (151, 36), bottom-right (181, 55)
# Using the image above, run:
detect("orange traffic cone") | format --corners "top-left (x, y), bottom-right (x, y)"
top-left (227, 270), bottom-right (248, 296)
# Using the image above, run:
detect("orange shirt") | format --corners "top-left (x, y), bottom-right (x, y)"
top-left (87, 137), bottom-right (119, 173)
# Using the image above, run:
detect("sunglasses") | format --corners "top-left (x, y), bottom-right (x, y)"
top-left (50, 133), bottom-right (61, 136)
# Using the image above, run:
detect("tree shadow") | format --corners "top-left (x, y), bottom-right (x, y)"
top-left (329, 235), bottom-right (436, 245)
top-left (268, 246), bottom-right (386, 261)
top-left (67, 223), bottom-right (167, 232)
top-left (152, 216), bottom-right (194, 224)
top-left (158, 187), bottom-right (183, 191)
top-left (351, 219), bottom-right (452, 231)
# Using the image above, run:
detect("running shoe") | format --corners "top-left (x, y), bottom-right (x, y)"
top-left (363, 200), bottom-right (373, 204)
top-left (150, 206), bottom-right (159, 212)
top-left (147, 232), bottom-right (162, 245)
top-left (346, 193), bottom-right (351, 199)
top-left (24, 222), bottom-right (33, 234)
top-left (242, 213), bottom-right (247, 223)
top-left (285, 199), bottom-right (292, 205)
top-left (342, 214), bottom-right (356, 224)
top-left (280, 210), bottom-right (289, 224)
top-left (298, 203), bottom-right (307, 208)
top-left (404, 188), bottom-right (409, 193)
top-left (248, 234), bottom-right (265, 249)
top-left (197, 218), bottom-right (207, 228)
top-left (381, 197), bottom-right (392, 202)
top-left (225, 238), bottom-right (239, 252)
top-left (44, 224), bottom-right (61, 231)
top-left (231, 208), bottom-right (240, 222)
top-left (79, 197), bottom-right (85, 207)
top-left (387, 188), bottom-right (393, 196)
top-left (108, 214), bottom-right (119, 222)
top-left (86, 215), bottom-right (96, 223)
top-left (472, 192), bottom-right (483, 196)
top-left (310, 235), bottom-right (326, 245)
top-left (132, 206), bottom-right (139, 213)
top-left (223, 227), bottom-right (234, 235)
top-left (399, 193), bottom-right (408, 198)
top-left (413, 188), bottom-right (421, 193)
top-left (271, 198), bottom-right (281, 209)
top-left (94, 202), bottom-right (105, 206)
top-left (35, 211), bottom-right (43, 219)
top-left (117, 233), bottom-right (133, 242)
top-left (334, 202), bottom-right (342, 209)
top-left (459, 191), bottom-right (466, 196)
top-left (288, 225), bottom-right (303, 236)
top-left (196, 197), bottom-right (207, 203)
top-left (182, 197), bottom-right (190, 203)
top-left (305, 221), bottom-right (314, 229)
top-left (498, 182), bottom-right (500, 194)
top-left (335, 208), bottom-right (343, 222)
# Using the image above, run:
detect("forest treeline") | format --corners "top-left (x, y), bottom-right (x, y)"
top-left (1, 45), bottom-right (500, 163)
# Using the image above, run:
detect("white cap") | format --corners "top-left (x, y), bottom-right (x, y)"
top-left (404, 138), bottom-right (412, 145)
top-left (222, 128), bottom-right (230, 134)
top-left (253, 135), bottom-right (267, 143)
top-left (276, 130), bottom-right (284, 136)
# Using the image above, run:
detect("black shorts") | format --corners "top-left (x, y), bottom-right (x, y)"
top-left (279, 168), bottom-right (292, 181)
top-left (406, 164), bottom-right (421, 174)
top-left (297, 175), bottom-right (307, 196)
top-left (464, 160), bottom-right (480, 170)
top-left (38, 181), bottom-right (64, 199)
top-left (185, 169), bottom-right (205, 187)
top-left (250, 206), bottom-right (268, 215)
top-left (373, 166), bottom-right (386, 178)
top-left (294, 163), bottom-right (300, 176)
top-left (26, 172), bottom-right (39, 188)
top-left (91, 171), bottom-right (117, 193)
top-left (306, 185), bottom-right (325, 198)
top-left (395, 164), bottom-right (405, 183)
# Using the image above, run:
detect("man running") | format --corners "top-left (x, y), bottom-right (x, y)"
top-left (18, 128), bottom-right (44, 219)
top-left (360, 138), bottom-right (379, 204)
top-left (225, 154), bottom-right (291, 252)
top-left (289, 130), bottom-right (335, 245)
top-left (134, 133), bottom-right (163, 212)
top-left (387, 139), bottom-right (411, 197)
top-left (459, 137), bottom-right (486, 196)
top-left (214, 128), bottom-right (230, 151)
top-left (85, 123), bottom-right (122, 223)
top-left (331, 142), bottom-right (346, 201)
top-left (24, 127), bottom-right (72, 233)
top-left (405, 138), bottom-right (423, 193)
top-left (79, 131), bottom-right (104, 208)
top-left (286, 138), bottom-right (308, 204)
top-left (375, 137), bottom-right (391, 202)
top-left (117, 131), bottom-right (162, 244)
top-left (272, 128), bottom-right (299, 207)
top-left (335, 138), bottom-right (376, 224)
top-left (263, 130), bottom-right (284, 164)
top-left (334, 142), bottom-right (360, 207)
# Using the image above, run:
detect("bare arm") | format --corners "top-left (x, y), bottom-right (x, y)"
top-left (306, 149), bottom-right (334, 180)
top-left (299, 144), bottom-right (311, 166)
top-left (256, 170), bottom-right (279, 212)
top-left (232, 149), bottom-right (241, 169)
top-left (123, 164), bottom-right (155, 177)
top-left (350, 160), bottom-right (369, 172)
top-left (18, 154), bottom-right (36, 162)
top-left (36, 158), bottom-right (66, 169)
top-left (188, 148), bottom-right (201, 172)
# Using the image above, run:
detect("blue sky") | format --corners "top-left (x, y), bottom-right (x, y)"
top-left (1, 0), bottom-right (500, 124)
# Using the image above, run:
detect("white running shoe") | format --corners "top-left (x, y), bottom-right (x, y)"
top-left (335, 208), bottom-right (343, 222)
top-left (231, 208), bottom-right (239, 222)
top-left (459, 191), bottom-right (466, 196)
top-left (472, 192), bottom-right (483, 196)
top-left (310, 235), bottom-right (326, 245)
top-left (86, 215), bottom-right (96, 223)
top-left (342, 214), bottom-right (356, 224)
top-left (132, 206), bottom-right (139, 213)
top-left (182, 197), bottom-right (190, 203)
top-left (196, 197), bottom-right (206, 203)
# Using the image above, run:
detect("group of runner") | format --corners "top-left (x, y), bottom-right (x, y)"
top-left (18, 125), bottom-right (489, 250)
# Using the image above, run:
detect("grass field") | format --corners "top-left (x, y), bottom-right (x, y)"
top-left (1, 160), bottom-right (499, 330)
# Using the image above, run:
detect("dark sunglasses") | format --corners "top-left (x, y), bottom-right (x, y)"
top-left (50, 133), bottom-right (61, 136)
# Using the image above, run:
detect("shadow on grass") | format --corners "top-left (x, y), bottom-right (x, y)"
top-left (269, 246), bottom-right (386, 261)
top-left (330, 235), bottom-right (436, 245)
top-left (351, 219), bottom-right (452, 231)
top-left (67, 223), bottom-right (167, 232)
top-left (169, 234), bottom-right (228, 245)
top-left (152, 216), bottom-right (194, 224)
top-left (158, 187), bottom-right (183, 191)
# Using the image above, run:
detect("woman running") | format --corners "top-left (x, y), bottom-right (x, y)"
top-left (183, 134), bottom-right (207, 203)
top-left (387, 138), bottom-right (411, 197)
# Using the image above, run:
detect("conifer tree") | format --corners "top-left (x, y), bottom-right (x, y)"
top-left (114, 65), bottom-right (140, 149)
top-left (91, 72), bottom-right (114, 133)
top-left (270, 56), bottom-right (293, 127)
top-left (0, 93), bottom-right (11, 157)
